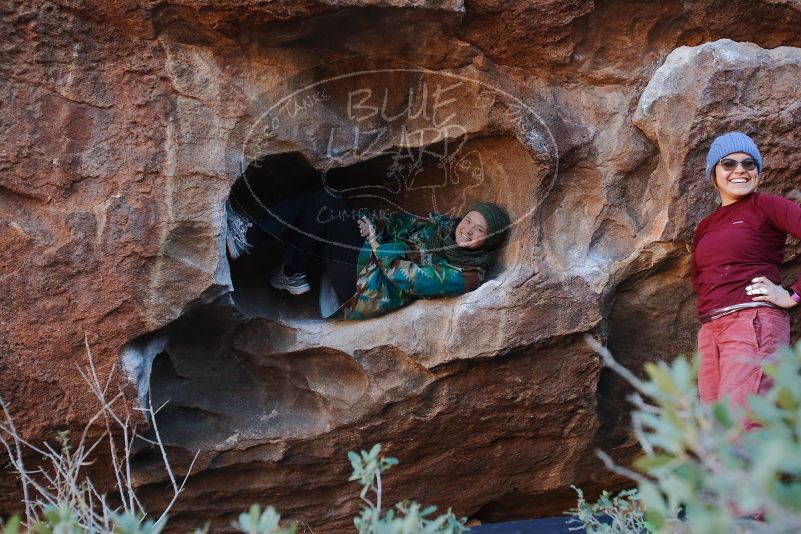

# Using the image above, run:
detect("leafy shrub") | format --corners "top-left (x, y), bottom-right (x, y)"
top-left (576, 336), bottom-right (801, 533)
top-left (235, 505), bottom-right (296, 534)
top-left (1, 444), bottom-right (466, 533)
top-left (567, 486), bottom-right (651, 534)
top-left (349, 443), bottom-right (468, 534)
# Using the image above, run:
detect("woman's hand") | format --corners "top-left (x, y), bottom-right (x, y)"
top-left (746, 276), bottom-right (799, 308)
top-left (357, 216), bottom-right (375, 239)
top-left (358, 216), bottom-right (379, 251)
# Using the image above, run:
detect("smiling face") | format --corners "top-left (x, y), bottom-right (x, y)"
top-left (454, 211), bottom-right (488, 249)
top-left (713, 151), bottom-right (760, 206)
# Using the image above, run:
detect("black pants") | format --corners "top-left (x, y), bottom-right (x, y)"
top-left (249, 188), bottom-right (363, 302)
top-left (242, 190), bottom-right (309, 247)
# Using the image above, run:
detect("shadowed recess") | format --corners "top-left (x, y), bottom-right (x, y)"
top-left (146, 304), bottom-right (371, 451)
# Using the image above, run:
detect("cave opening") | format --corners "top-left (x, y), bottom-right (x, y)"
top-left (124, 301), bottom-right (371, 458)
top-left (226, 133), bottom-right (516, 321)
top-left (122, 127), bottom-right (544, 458)
top-left (116, 127), bottom-right (542, 458)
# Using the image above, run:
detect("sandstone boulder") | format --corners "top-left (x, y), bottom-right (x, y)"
top-left (2, 1), bottom-right (801, 531)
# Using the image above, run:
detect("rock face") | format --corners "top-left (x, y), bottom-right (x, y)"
top-left (2, 1), bottom-right (801, 531)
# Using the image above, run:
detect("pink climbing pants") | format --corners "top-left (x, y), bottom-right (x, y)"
top-left (697, 307), bottom-right (790, 430)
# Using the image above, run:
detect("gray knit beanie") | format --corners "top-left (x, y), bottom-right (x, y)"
top-left (705, 132), bottom-right (763, 179)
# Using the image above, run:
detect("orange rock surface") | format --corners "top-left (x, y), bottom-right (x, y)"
top-left (2, 1), bottom-right (801, 530)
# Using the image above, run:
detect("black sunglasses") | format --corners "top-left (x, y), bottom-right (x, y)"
top-left (719, 158), bottom-right (758, 172)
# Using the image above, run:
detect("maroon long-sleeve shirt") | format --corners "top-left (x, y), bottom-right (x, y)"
top-left (691, 192), bottom-right (801, 317)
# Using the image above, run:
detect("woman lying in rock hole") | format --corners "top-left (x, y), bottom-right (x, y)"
top-left (226, 187), bottom-right (510, 319)
top-left (692, 131), bottom-right (801, 429)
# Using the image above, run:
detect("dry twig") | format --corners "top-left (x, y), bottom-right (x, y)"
top-left (0, 336), bottom-right (199, 530)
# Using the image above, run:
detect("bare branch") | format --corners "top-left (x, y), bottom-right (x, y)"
top-left (146, 389), bottom-right (178, 494)
top-left (627, 392), bottom-right (660, 414)
top-left (0, 336), bottom-right (196, 531)
top-left (0, 395), bottom-right (32, 523)
top-left (595, 449), bottom-right (650, 485)
top-left (155, 449), bottom-right (201, 525)
top-left (583, 334), bottom-right (646, 391)
top-left (630, 414), bottom-right (654, 456)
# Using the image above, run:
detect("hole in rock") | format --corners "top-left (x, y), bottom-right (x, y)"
top-left (598, 253), bottom-right (696, 454)
top-left (227, 133), bottom-right (536, 320)
top-left (122, 124), bottom-right (546, 455)
top-left (130, 303), bottom-right (371, 452)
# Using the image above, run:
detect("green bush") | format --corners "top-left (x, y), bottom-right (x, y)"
top-left (348, 443), bottom-right (468, 534)
top-left (574, 336), bottom-right (801, 533)
top-left (234, 504), bottom-right (296, 534)
top-left (567, 487), bottom-right (651, 534)
top-left (0, 443), bottom-right (466, 533)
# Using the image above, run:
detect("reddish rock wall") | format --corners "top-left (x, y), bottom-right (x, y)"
top-left (2, 0), bottom-right (801, 531)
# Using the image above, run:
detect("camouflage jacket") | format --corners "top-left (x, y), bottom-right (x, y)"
top-left (341, 212), bottom-right (485, 320)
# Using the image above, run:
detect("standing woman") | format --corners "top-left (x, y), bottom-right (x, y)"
top-left (692, 132), bottom-right (801, 426)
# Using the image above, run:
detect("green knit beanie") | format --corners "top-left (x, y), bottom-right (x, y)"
top-left (465, 202), bottom-right (510, 249)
